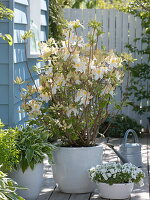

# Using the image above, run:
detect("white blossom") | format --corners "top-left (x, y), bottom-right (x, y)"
top-left (40, 92), bottom-right (50, 103)
top-left (89, 162), bottom-right (145, 186)
top-left (66, 106), bottom-right (79, 117)
top-left (75, 89), bottom-right (93, 106)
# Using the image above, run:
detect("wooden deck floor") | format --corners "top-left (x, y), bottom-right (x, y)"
top-left (37, 136), bottom-right (150, 200)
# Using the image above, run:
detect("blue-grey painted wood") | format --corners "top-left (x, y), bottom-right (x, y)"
top-left (0, 44), bottom-right (9, 63)
top-left (40, 27), bottom-right (47, 41)
top-left (0, 0), bottom-right (49, 126)
top-left (0, 105), bottom-right (9, 125)
top-left (14, 3), bottom-right (28, 24)
top-left (0, 23), bottom-right (9, 44)
top-left (0, 22), bottom-right (9, 35)
top-left (14, 43), bottom-right (26, 63)
top-left (14, 24), bottom-right (26, 43)
top-left (41, 11), bottom-right (47, 26)
top-left (14, 101), bottom-right (27, 124)
top-left (0, 86), bottom-right (9, 104)
top-left (14, 62), bottom-right (28, 80)
top-left (0, 1), bottom-right (9, 7)
top-left (14, 60), bottom-right (40, 79)
top-left (8, 0), bottom-right (15, 126)
top-left (0, 0), bottom-right (10, 125)
top-left (14, 84), bottom-right (22, 104)
top-left (14, 0), bottom-right (28, 6)
top-left (0, 64), bottom-right (9, 85)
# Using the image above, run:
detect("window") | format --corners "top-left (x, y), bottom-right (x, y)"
top-left (27, 0), bottom-right (41, 58)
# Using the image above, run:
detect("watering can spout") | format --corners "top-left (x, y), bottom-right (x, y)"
top-left (106, 143), bottom-right (128, 164)
top-left (106, 129), bottom-right (142, 167)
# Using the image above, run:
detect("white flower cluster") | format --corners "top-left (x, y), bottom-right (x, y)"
top-left (89, 162), bottom-right (145, 186)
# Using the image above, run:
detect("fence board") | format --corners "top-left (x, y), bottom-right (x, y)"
top-left (76, 9), bottom-right (83, 36)
top-left (109, 9), bottom-right (116, 50)
top-left (102, 9), bottom-right (109, 50)
top-left (116, 11), bottom-right (123, 52)
top-left (64, 8), bottom-right (70, 20)
top-left (122, 12), bottom-right (129, 52)
top-left (82, 9), bottom-right (89, 43)
top-left (69, 9), bottom-right (77, 21)
top-left (135, 17), bottom-right (142, 64)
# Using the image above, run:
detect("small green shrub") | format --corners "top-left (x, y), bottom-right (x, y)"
top-left (0, 167), bottom-right (24, 200)
top-left (0, 122), bottom-right (19, 172)
top-left (99, 114), bottom-right (143, 138)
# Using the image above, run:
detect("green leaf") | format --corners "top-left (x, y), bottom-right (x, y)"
top-left (20, 158), bottom-right (28, 173)
top-left (114, 104), bottom-right (122, 110)
top-left (26, 148), bottom-right (34, 164)
top-left (5, 192), bottom-right (24, 200)
top-left (0, 34), bottom-right (13, 45)
top-left (4, 34), bottom-right (13, 45)
top-left (0, 192), bottom-right (7, 200)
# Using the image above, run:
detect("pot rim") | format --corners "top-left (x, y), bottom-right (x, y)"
top-left (96, 182), bottom-right (134, 186)
top-left (54, 144), bottom-right (103, 150)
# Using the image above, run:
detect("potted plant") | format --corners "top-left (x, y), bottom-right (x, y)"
top-left (9, 126), bottom-right (54, 200)
top-left (0, 167), bottom-right (25, 200)
top-left (0, 123), bottom-right (54, 200)
top-left (89, 162), bottom-right (145, 199)
top-left (18, 20), bottom-right (133, 193)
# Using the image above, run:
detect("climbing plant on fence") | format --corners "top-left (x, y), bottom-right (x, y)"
top-left (119, 1), bottom-right (150, 115)
top-left (49, 0), bottom-right (72, 42)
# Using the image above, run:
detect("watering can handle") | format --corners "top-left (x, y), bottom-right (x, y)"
top-left (123, 129), bottom-right (139, 144)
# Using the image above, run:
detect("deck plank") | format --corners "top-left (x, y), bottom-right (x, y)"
top-left (49, 189), bottom-right (71, 200)
top-left (69, 193), bottom-right (91, 200)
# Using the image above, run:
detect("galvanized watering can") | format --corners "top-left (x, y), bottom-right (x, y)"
top-left (107, 129), bottom-right (142, 167)
top-left (119, 129), bottom-right (142, 167)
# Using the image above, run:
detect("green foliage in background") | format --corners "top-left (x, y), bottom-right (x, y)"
top-left (71, 0), bottom-right (124, 9)
top-left (49, 0), bottom-right (72, 42)
top-left (99, 114), bottom-right (143, 138)
top-left (0, 2), bottom-right (14, 45)
top-left (119, 1), bottom-right (150, 115)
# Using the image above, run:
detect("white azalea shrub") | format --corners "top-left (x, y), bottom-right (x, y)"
top-left (21, 20), bottom-right (133, 147)
top-left (89, 162), bottom-right (145, 186)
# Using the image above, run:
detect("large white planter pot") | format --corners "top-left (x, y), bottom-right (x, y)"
top-left (97, 182), bottom-right (134, 199)
top-left (9, 163), bottom-right (44, 200)
top-left (52, 145), bottom-right (103, 193)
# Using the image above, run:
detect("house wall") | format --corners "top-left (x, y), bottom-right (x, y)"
top-left (0, 0), bottom-right (49, 126)
top-left (0, 0), bottom-right (13, 126)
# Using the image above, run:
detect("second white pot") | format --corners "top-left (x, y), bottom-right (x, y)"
top-left (9, 163), bottom-right (44, 200)
top-left (52, 145), bottom-right (103, 193)
top-left (97, 182), bottom-right (134, 199)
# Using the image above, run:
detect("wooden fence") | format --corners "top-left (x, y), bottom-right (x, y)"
top-left (64, 9), bottom-right (149, 129)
